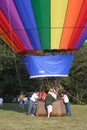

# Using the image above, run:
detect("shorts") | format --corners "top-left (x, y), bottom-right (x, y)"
top-left (47, 105), bottom-right (52, 113)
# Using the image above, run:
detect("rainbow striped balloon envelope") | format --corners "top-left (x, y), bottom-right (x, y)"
top-left (0, 0), bottom-right (87, 78)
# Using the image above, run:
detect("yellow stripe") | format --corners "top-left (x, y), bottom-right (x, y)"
top-left (51, 0), bottom-right (68, 49)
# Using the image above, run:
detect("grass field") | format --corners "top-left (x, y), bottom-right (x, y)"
top-left (0, 103), bottom-right (87, 130)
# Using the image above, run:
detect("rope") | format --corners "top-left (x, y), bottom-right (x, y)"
top-left (62, 87), bottom-right (86, 105)
top-left (7, 0), bottom-right (22, 91)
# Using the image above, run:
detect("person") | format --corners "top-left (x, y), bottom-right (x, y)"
top-left (0, 98), bottom-right (3, 108)
top-left (60, 91), bottom-right (71, 116)
top-left (27, 90), bottom-right (39, 116)
top-left (18, 92), bottom-right (25, 110)
top-left (45, 88), bottom-right (57, 118)
top-left (39, 89), bottom-right (47, 101)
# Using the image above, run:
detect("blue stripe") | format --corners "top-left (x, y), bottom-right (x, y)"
top-left (14, 0), bottom-right (41, 50)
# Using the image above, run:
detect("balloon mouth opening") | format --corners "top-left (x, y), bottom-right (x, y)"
top-left (19, 49), bottom-right (77, 56)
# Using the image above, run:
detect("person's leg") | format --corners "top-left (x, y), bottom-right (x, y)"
top-left (28, 100), bottom-right (33, 115)
top-left (47, 107), bottom-right (50, 118)
top-left (21, 101), bottom-right (24, 109)
top-left (65, 103), bottom-right (68, 116)
top-left (47, 105), bottom-right (52, 118)
top-left (19, 100), bottom-right (22, 109)
top-left (32, 103), bottom-right (37, 115)
top-left (67, 102), bottom-right (71, 116)
top-left (65, 102), bottom-right (71, 116)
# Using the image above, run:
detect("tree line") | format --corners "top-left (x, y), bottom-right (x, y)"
top-left (0, 39), bottom-right (87, 103)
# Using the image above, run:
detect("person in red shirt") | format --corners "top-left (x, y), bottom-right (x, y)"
top-left (39, 90), bottom-right (47, 100)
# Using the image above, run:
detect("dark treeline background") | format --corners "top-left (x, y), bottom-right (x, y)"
top-left (0, 39), bottom-right (87, 103)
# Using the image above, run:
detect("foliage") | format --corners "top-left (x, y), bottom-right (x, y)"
top-left (58, 42), bottom-right (87, 103)
top-left (69, 43), bottom-right (87, 103)
top-left (0, 38), bottom-right (87, 103)
top-left (0, 39), bottom-right (40, 102)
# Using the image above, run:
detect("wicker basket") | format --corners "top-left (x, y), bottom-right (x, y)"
top-left (36, 99), bottom-right (66, 117)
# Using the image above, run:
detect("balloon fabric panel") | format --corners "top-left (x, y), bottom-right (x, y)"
top-left (13, 0), bottom-right (41, 50)
top-left (0, 11), bottom-right (26, 53)
top-left (0, 0), bottom-right (87, 78)
top-left (0, 0), bottom-right (33, 52)
top-left (59, 0), bottom-right (84, 49)
top-left (68, 0), bottom-right (87, 49)
top-left (0, 0), bottom-right (87, 53)
top-left (0, 28), bottom-right (20, 53)
top-left (22, 54), bottom-right (75, 78)
top-left (51, 0), bottom-right (68, 49)
top-left (31, 0), bottom-right (50, 50)
top-left (75, 22), bottom-right (87, 49)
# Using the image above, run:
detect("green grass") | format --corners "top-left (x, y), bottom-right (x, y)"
top-left (0, 103), bottom-right (87, 130)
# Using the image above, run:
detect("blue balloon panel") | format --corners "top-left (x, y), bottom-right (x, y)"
top-left (22, 54), bottom-right (74, 78)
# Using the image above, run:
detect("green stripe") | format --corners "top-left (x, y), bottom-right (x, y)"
top-left (31, 0), bottom-right (50, 50)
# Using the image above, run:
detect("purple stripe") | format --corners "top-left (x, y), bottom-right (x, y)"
top-left (75, 22), bottom-right (87, 48)
top-left (0, 0), bottom-right (33, 50)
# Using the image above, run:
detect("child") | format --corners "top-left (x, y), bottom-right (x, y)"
top-left (60, 91), bottom-right (71, 116)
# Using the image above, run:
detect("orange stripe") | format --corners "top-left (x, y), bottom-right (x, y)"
top-left (0, 28), bottom-right (19, 52)
top-left (0, 11), bottom-right (26, 53)
top-left (59, 0), bottom-right (84, 49)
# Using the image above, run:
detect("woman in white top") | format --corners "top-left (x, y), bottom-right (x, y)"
top-left (61, 92), bottom-right (71, 116)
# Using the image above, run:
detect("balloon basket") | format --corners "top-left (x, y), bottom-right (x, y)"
top-left (36, 99), bottom-right (66, 117)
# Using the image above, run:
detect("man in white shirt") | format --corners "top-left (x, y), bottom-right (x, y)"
top-left (28, 91), bottom-right (39, 116)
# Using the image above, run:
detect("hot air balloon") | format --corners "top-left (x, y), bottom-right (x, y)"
top-left (0, 0), bottom-right (87, 78)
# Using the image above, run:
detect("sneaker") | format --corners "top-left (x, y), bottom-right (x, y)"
top-left (31, 115), bottom-right (35, 116)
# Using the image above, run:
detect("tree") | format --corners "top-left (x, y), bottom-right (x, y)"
top-left (69, 42), bottom-right (87, 103)
top-left (58, 42), bottom-right (87, 103)
top-left (0, 38), bottom-right (87, 103)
